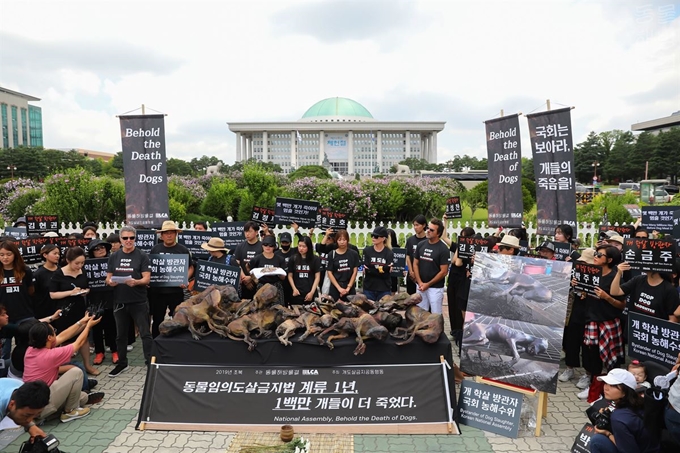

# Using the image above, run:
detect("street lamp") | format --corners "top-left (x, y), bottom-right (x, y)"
top-left (591, 161), bottom-right (600, 193)
top-left (7, 164), bottom-right (17, 179)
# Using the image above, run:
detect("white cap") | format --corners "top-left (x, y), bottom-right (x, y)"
top-left (597, 368), bottom-right (637, 390)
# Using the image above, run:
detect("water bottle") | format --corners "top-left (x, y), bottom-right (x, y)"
top-left (545, 262), bottom-right (552, 276)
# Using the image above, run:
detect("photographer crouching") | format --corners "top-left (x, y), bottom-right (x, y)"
top-left (0, 380), bottom-right (50, 443)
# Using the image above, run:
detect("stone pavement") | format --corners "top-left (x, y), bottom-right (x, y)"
top-left (3, 302), bottom-right (589, 453)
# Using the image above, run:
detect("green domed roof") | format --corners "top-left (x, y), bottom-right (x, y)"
top-left (301, 97), bottom-right (373, 119)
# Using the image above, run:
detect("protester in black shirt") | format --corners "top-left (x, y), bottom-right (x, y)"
top-left (362, 227), bottom-right (393, 302)
top-left (414, 219), bottom-right (450, 314)
top-left (275, 232), bottom-right (296, 303)
top-left (32, 244), bottom-right (60, 319)
top-left (200, 237), bottom-right (232, 265)
top-left (447, 227), bottom-right (475, 344)
top-left (249, 235), bottom-right (287, 304)
top-left (87, 239), bottom-right (118, 365)
top-left (405, 215), bottom-right (427, 295)
top-left (326, 230), bottom-right (360, 302)
top-left (234, 221), bottom-right (261, 299)
top-left (0, 240), bottom-right (35, 360)
top-left (287, 236), bottom-right (321, 306)
top-left (611, 264), bottom-right (680, 322)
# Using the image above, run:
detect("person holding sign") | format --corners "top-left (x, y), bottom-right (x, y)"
top-left (362, 227), bottom-right (394, 302)
top-left (32, 244), bottom-right (60, 319)
top-left (234, 221), bottom-right (261, 300)
top-left (87, 239), bottom-right (118, 365)
top-left (200, 237), bottom-right (232, 265)
top-left (287, 236), bottom-right (321, 305)
top-left (609, 263), bottom-right (680, 322)
top-left (497, 235), bottom-right (521, 256)
top-left (148, 221), bottom-right (193, 338)
top-left (0, 240), bottom-right (35, 327)
top-left (326, 230), bottom-right (360, 302)
top-left (413, 219), bottom-right (450, 314)
top-left (248, 236), bottom-right (287, 305)
top-left (447, 227), bottom-right (475, 345)
top-left (405, 215), bottom-right (428, 295)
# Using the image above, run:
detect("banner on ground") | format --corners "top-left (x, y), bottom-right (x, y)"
top-left (571, 262), bottom-right (602, 298)
top-left (485, 114), bottom-right (523, 228)
top-left (119, 114), bottom-right (170, 228)
top-left (138, 362), bottom-right (457, 434)
top-left (457, 379), bottom-right (523, 438)
top-left (211, 221), bottom-right (246, 250)
top-left (641, 206), bottom-right (680, 235)
top-left (622, 237), bottom-right (676, 274)
top-left (527, 107), bottom-right (577, 235)
top-left (26, 215), bottom-right (59, 236)
top-left (148, 254), bottom-right (190, 287)
top-left (628, 311), bottom-right (680, 368)
top-left (194, 260), bottom-right (240, 292)
top-left (84, 258), bottom-right (109, 292)
top-left (274, 197), bottom-right (320, 228)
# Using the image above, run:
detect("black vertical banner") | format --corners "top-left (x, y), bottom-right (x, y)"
top-left (119, 114), bottom-right (170, 229)
top-left (485, 114), bottom-right (523, 228)
top-left (527, 108), bottom-right (577, 235)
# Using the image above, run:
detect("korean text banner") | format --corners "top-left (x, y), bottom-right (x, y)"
top-left (527, 108), bottom-right (576, 235)
top-left (628, 311), bottom-right (680, 368)
top-left (119, 114), bottom-right (170, 228)
top-left (485, 114), bottom-right (523, 228)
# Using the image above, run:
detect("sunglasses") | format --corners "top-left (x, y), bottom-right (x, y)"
top-left (121, 236), bottom-right (136, 241)
top-left (499, 246), bottom-right (513, 251)
top-left (635, 235), bottom-right (648, 238)
top-left (92, 246), bottom-right (105, 251)
top-left (262, 244), bottom-right (275, 247)
top-left (426, 227), bottom-right (436, 232)
top-left (371, 234), bottom-right (382, 239)
top-left (594, 252), bottom-right (607, 258)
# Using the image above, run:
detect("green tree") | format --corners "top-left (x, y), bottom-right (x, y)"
top-left (603, 131), bottom-right (636, 183)
top-left (288, 165), bottom-right (331, 181)
top-left (189, 155), bottom-right (222, 175)
top-left (237, 162), bottom-right (280, 220)
top-left (201, 179), bottom-right (240, 219)
top-left (635, 132), bottom-right (658, 180)
top-left (652, 128), bottom-right (680, 183)
top-left (521, 157), bottom-right (534, 181)
top-left (573, 132), bottom-right (605, 183)
top-left (166, 158), bottom-right (194, 176)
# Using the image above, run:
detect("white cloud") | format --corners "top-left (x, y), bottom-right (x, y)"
top-left (1, 0), bottom-right (677, 164)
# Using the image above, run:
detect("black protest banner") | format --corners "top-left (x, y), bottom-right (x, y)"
top-left (485, 114), bottom-right (523, 228)
top-left (518, 240), bottom-right (529, 257)
top-left (148, 254), bottom-right (190, 287)
top-left (642, 206), bottom-right (680, 235)
top-left (599, 225), bottom-right (635, 238)
top-left (571, 423), bottom-right (595, 453)
top-left (527, 108), bottom-right (577, 235)
top-left (211, 222), bottom-right (246, 250)
top-left (2, 226), bottom-right (28, 239)
top-left (571, 262), bottom-right (602, 298)
top-left (119, 114), bottom-right (170, 228)
top-left (26, 215), bottom-right (59, 236)
top-left (194, 260), bottom-right (240, 292)
top-left (457, 379), bottom-right (523, 438)
top-left (628, 311), bottom-right (680, 368)
top-left (445, 196), bottom-right (463, 219)
top-left (274, 197), bottom-right (320, 228)
top-left (251, 206), bottom-right (276, 228)
top-left (457, 236), bottom-right (493, 260)
top-left (319, 208), bottom-right (349, 231)
top-left (552, 242), bottom-right (571, 261)
top-left (84, 258), bottom-right (109, 292)
top-left (134, 230), bottom-right (158, 254)
top-left (177, 231), bottom-right (218, 260)
top-left (674, 209), bottom-right (680, 238)
top-left (53, 237), bottom-right (92, 258)
top-left (140, 363), bottom-right (454, 432)
top-left (391, 248), bottom-right (407, 276)
top-left (622, 237), bottom-right (676, 274)
top-left (14, 237), bottom-right (52, 264)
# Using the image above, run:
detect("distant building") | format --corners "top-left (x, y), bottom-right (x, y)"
top-left (57, 148), bottom-right (116, 162)
top-left (0, 86), bottom-right (43, 148)
top-left (631, 111), bottom-right (680, 134)
top-left (227, 97), bottom-right (445, 175)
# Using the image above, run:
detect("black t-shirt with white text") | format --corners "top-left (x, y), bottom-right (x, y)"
top-left (585, 271), bottom-right (624, 322)
top-left (405, 234), bottom-right (427, 264)
top-left (327, 249), bottom-right (361, 290)
top-left (234, 240), bottom-right (262, 274)
top-left (415, 239), bottom-right (451, 288)
top-left (288, 256), bottom-right (321, 296)
top-left (249, 253), bottom-right (286, 285)
top-left (107, 248), bottom-right (151, 304)
top-left (0, 266), bottom-right (35, 322)
top-left (362, 246), bottom-right (394, 293)
top-left (620, 275), bottom-right (680, 320)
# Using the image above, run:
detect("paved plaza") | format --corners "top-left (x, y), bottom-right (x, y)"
top-left (2, 301), bottom-right (588, 452)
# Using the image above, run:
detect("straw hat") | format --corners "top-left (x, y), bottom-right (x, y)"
top-left (157, 220), bottom-right (183, 233)
top-left (200, 237), bottom-right (228, 252)
top-left (498, 235), bottom-right (520, 249)
top-left (576, 248), bottom-right (595, 264)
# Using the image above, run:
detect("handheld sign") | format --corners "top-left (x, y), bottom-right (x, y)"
top-left (457, 380), bottom-right (523, 438)
top-left (318, 208), bottom-right (348, 231)
top-left (570, 423), bottom-right (595, 453)
top-left (177, 231), bottom-right (218, 260)
top-left (457, 236), bottom-right (492, 260)
top-left (642, 206), bottom-right (680, 235)
top-left (84, 258), bottom-right (109, 292)
top-left (148, 254), bottom-right (190, 287)
top-left (274, 197), bottom-right (320, 228)
top-left (552, 242), bottom-right (572, 261)
top-left (628, 312), bottom-right (680, 368)
top-left (622, 237), bottom-right (676, 274)
top-left (625, 204), bottom-right (641, 218)
top-left (445, 196), bottom-right (463, 218)
top-left (120, 229), bottom-right (157, 253)
top-left (53, 237), bottom-right (92, 257)
top-left (26, 215), bottom-right (59, 236)
top-left (211, 221), bottom-right (246, 250)
top-left (391, 248), bottom-right (407, 276)
top-left (15, 237), bottom-right (52, 264)
top-left (2, 226), bottom-right (28, 239)
top-left (251, 206), bottom-right (276, 228)
top-left (194, 260), bottom-right (240, 292)
top-left (599, 225), bottom-right (635, 238)
top-left (571, 262), bottom-right (602, 298)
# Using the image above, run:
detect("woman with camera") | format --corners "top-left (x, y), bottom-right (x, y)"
top-left (590, 368), bottom-right (659, 453)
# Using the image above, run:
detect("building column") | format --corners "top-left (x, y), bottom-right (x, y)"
top-left (431, 132), bottom-right (437, 163)
top-left (246, 136), bottom-right (251, 160)
top-left (405, 131), bottom-right (411, 160)
top-left (376, 131), bottom-right (383, 173)
top-left (421, 134), bottom-right (427, 160)
top-left (319, 131), bottom-right (325, 166)
top-left (236, 132), bottom-right (242, 162)
top-left (262, 131), bottom-right (268, 163)
top-left (290, 131), bottom-right (297, 171)
top-left (348, 131), bottom-right (354, 175)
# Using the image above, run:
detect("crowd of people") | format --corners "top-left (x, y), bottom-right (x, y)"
top-left (1, 214), bottom-right (680, 451)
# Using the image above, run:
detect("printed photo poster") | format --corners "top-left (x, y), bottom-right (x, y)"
top-left (461, 253), bottom-right (572, 394)
top-left (485, 114), bottom-right (523, 228)
top-left (119, 114), bottom-right (170, 228)
top-left (527, 107), bottom-right (577, 235)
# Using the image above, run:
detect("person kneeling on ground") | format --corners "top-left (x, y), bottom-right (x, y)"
top-left (0, 379), bottom-right (50, 440)
top-left (22, 314), bottom-right (104, 423)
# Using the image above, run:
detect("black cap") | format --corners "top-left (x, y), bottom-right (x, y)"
top-left (372, 226), bottom-right (388, 238)
top-left (13, 216), bottom-right (26, 227)
top-left (279, 232), bottom-right (292, 243)
top-left (536, 241), bottom-right (555, 252)
top-left (262, 236), bottom-right (277, 246)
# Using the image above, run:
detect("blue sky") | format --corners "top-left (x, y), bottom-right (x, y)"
top-left (1, 0), bottom-right (678, 164)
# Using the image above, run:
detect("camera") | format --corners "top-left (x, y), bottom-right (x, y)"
top-left (594, 408), bottom-right (612, 431)
top-left (19, 434), bottom-right (61, 453)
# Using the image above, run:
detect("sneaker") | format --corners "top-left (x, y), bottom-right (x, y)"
top-left (105, 346), bottom-right (111, 352)
top-left (127, 345), bottom-right (134, 351)
top-left (558, 368), bottom-right (574, 382)
top-left (60, 407), bottom-right (90, 423)
top-left (111, 352), bottom-right (119, 364)
top-left (86, 391), bottom-right (105, 405)
top-left (87, 379), bottom-right (98, 390)
top-left (577, 386), bottom-right (590, 399)
top-left (93, 353), bottom-right (105, 365)
top-left (108, 363), bottom-right (128, 377)
top-left (576, 374), bottom-right (591, 389)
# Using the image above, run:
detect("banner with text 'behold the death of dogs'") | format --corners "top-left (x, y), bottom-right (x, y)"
top-left (119, 114), bottom-right (169, 229)
top-left (527, 108), bottom-right (577, 236)
top-left (485, 114), bottom-right (523, 228)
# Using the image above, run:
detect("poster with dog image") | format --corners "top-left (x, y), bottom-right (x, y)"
top-left (460, 253), bottom-right (572, 394)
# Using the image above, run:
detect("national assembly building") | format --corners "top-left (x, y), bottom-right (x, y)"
top-left (227, 97), bottom-right (445, 176)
